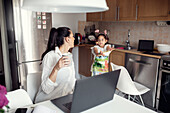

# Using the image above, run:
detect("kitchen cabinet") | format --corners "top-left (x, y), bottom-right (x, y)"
top-left (87, 0), bottom-right (137, 21)
top-left (86, 12), bottom-right (102, 21)
top-left (79, 46), bottom-right (93, 77)
top-left (117, 0), bottom-right (137, 21)
top-left (86, 0), bottom-right (117, 21)
top-left (87, 0), bottom-right (170, 22)
top-left (137, 0), bottom-right (169, 21)
top-left (109, 50), bottom-right (125, 71)
top-left (102, 0), bottom-right (117, 21)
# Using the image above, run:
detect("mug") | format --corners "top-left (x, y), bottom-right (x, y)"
top-left (62, 53), bottom-right (72, 66)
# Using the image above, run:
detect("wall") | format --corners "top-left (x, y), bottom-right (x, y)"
top-left (78, 21), bottom-right (99, 36)
top-left (78, 21), bottom-right (170, 48)
top-left (99, 21), bottom-right (170, 48)
top-left (52, 13), bottom-right (86, 34)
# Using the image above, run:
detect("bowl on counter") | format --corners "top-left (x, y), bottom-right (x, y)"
top-left (157, 44), bottom-right (170, 53)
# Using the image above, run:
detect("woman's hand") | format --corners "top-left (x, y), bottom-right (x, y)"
top-left (55, 56), bottom-right (71, 70)
top-left (49, 56), bottom-right (71, 83)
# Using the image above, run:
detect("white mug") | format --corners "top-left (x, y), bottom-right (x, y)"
top-left (62, 53), bottom-right (72, 66)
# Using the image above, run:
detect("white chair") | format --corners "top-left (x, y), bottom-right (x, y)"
top-left (6, 89), bottom-right (33, 109)
top-left (27, 72), bottom-right (42, 102)
top-left (110, 62), bottom-right (150, 106)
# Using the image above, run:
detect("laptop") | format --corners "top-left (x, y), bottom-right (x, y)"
top-left (51, 70), bottom-right (120, 113)
top-left (137, 40), bottom-right (154, 52)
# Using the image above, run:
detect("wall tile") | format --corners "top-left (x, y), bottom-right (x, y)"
top-left (78, 21), bottom-right (170, 48)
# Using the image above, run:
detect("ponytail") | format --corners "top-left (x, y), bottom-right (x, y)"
top-left (41, 27), bottom-right (71, 62)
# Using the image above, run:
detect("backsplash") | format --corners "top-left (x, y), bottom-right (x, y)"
top-left (78, 21), bottom-right (170, 48)
top-left (78, 21), bottom-right (99, 36)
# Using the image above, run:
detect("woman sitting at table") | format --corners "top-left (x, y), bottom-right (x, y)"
top-left (34, 27), bottom-right (76, 103)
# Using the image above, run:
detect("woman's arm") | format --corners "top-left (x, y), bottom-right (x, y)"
top-left (41, 55), bottom-right (70, 94)
top-left (49, 56), bottom-right (70, 82)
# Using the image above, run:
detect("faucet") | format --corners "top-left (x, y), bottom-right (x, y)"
top-left (126, 29), bottom-right (131, 50)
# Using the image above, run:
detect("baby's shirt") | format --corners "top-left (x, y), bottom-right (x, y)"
top-left (91, 44), bottom-right (111, 56)
top-left (91, 44), bottom-right (111, 76)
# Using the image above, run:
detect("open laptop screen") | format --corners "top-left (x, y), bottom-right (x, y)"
top-left (138, 40), bottom-right (154, 52)
top-left (51, 70), bottom-right (120, 113)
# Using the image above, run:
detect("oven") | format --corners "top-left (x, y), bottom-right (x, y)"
top-left (156, 55), bottom-right (170, 113)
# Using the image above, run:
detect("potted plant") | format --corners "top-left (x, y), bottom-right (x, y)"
top-left (0, 84), bottom-right (9, 113)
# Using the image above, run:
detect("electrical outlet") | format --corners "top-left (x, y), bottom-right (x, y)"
top-left (156, 21), bottom-right (168, 27)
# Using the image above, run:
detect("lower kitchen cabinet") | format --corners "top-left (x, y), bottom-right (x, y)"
top-left (79, 46), bottom-right (93, 77)
top-left (109, 50), bottom-right (125, 71)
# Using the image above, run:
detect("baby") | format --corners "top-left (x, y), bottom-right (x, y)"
top-left (91, 30), bottom-right (114, 76)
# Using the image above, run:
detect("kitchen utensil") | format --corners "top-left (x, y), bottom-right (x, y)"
top-left (157, 44), bottom-right (170, 53)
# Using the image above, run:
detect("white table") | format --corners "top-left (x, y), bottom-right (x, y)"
top-left (26, 94), bottom-right (157, 113)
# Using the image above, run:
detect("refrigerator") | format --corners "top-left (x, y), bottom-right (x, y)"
top-left (12, 0), bottom-right (52, 89)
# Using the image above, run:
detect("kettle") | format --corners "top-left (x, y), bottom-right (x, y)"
top-left (74, 33), bottom-right (82, 45)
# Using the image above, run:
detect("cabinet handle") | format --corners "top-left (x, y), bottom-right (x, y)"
top-left (161, 68), bottom-right (170, 73)
top-left (136, 5), bottom-right (138, 20)
top-left (129, 58), bottom-right (151, 66)
top-left (117, 6), bottom-right (120, 21)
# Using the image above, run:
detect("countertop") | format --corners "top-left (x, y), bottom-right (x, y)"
top-left (113, 48), bottom-right (162, 59)
top-left (14, 94), bottom-right (157, 113)
top-left (75, 44), bottom-right (166, 59)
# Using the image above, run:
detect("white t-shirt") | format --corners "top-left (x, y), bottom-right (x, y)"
top-left (34, 47), bottom-right (76, 103)
top-left (91, 44), bottom-right (111, 56)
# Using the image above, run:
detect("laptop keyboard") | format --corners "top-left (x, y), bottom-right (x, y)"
top-left (143, 52), bottom-right (165, 56)
top-left (63, 102), bottom-right (72, 110)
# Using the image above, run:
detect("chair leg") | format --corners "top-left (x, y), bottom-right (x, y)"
top-left (139, 95), bottom-right (145, 106)
top-left (128, 95), bottom-right (130, 100)
top-left (133, 95), bottom-right (136, 102)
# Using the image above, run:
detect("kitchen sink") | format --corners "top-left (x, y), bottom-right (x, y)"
top-left (113, 44), bottom-right (135, 50)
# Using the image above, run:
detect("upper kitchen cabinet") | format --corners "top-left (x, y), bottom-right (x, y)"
top-left (86, 0), bottom-right (117, 22)
top-left (86, 12), bottom-right (102, 21)
top-left (102, 0), bottom-right (117, 21)
top-left (87, 0), bottom-right (138, 21)
top-left (117, 0), bottom-right (137, 21)
top-left (137, 0), bottom-right (169, 21)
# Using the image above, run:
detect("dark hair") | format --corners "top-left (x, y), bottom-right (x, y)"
top-left (41, 27), bottom-right (71, 61)
top-left (96, 33), bottom-right (109, 41)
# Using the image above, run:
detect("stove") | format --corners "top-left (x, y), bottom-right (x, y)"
top-left (156, 55), bottom-right (170, 113)
top-left (162, 55), bottom-right (170, 70)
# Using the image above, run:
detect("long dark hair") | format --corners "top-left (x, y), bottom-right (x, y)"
top-left (96, 33), bottom-right (109, 41)
top-left (41, 27), bottom-right (71, 61)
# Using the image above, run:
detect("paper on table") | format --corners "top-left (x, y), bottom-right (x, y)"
top-left (32, 105), bottom-right (57, 113)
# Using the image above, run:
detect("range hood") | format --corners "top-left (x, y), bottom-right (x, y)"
top-left (21, 0), bottom-right (109, 13)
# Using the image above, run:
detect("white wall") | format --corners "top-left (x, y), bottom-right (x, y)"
top-left (52, 13), bottom-right (86, 33)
